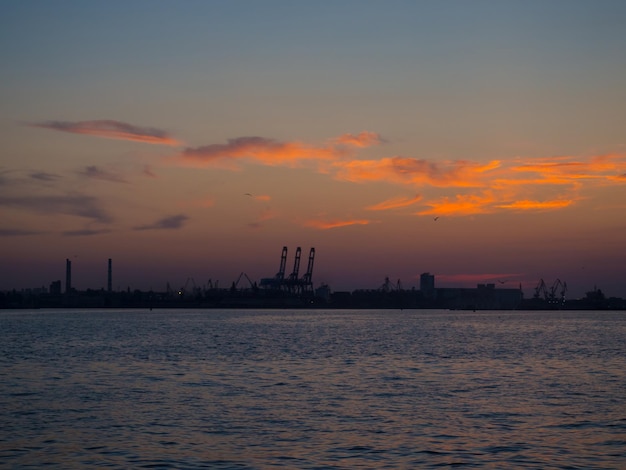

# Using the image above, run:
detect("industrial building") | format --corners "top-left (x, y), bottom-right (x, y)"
top-left (3, 251), bottom-right (624, 310)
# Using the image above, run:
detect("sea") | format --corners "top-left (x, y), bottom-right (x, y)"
top-left (1, 309), bottom-right (625, 469)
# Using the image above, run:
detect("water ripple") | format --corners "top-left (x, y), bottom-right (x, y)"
top-left (1, 309), bottom-right (625, 469)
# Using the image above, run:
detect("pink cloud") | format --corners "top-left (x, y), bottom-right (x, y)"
top-left (333, 131), bottom-right (385, 147)
top-left (143, 165), bottom-right (157, 178)
top-left (180, 132), bottom-right (384, 168)
top-left (134, 214), bottom-right (189, 230)
top-left (29, 120), bottom-right (181, 145)
top-left (366, 194), bottom-right (422, 211)
top-left (198, 198), bottom-right (216, 208)
top-left (77, 165), bottom-right (128, 183)
top-left (178, 131), bottom-right (626, 218)
top-left (496, 199), bottom-right (574, 210)
top-left (181, 136), bottom-right (339, 167)
top-left (333, 157), bottom-right (501, 187)
top-left (304, 218), bottom-right (374, 230)
top-left (245, 193), bottom-right (272, 201)
top-left (247, 207), bottom-right (280, 230)
top-left (416, 192), bottom-right (497, 216)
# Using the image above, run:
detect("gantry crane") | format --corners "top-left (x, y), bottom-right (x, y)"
top-left (534, 278), bottom-right (567, 305)
top-left (231, 272), bottom-right (256, 291)
top-left (286, 247), bottom-right (302, 291)
top-left (534, 279), bottom-right (548, 299)
top-left (276, 246), bottom-right (288, 282)
top-left (260, 245), bottom-right (315, 293)
top-left (300, 248), bottom-right (315, 293)
top-left (549, 279), bottom-right (567, 304)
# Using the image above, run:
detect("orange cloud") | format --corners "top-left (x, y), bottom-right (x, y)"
top-left (247, 207), bottom-right (280, 230)
top-left (304, 218), bottom-right (373, 230)
top-left (177, 131), bottom-right (625, 218)
top-left (496, 199), bottom-right (574, 210)
top-left (335, 153), bottom-right (626, 192)
top-left (143, 165), bottom-right (157, 178)
top-left (416, 192), bottom-right (496, 216)
top-left (491, 176), bottom-right (578, 188)
top-left (333, 131), bottom-right (384, 147)
top-left (29, 120), bottom-right (181, 146)
top-left (366, 194), bottom-right (422, 211)
top-left (416, 193), bottom-right (575, 217)
top-left (198, 198), bottom-right (216, 208)
top-left (180, 132), bottom-right (384, 168)
top-left (334, 157), bottom-right (501, 187)
top-left (182, 137), bottom-right (332, 167)
top-left (511, 153), bottom-right (626, 183)
top-left (335, 153), bottom-right (626, 216)
top-left (245, 193), bottom-right (271, 201)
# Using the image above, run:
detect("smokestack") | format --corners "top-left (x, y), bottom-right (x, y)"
top-left (108, 258), bottom-right (112, 293)
top-left (65, 258), bottom-right (72, 294)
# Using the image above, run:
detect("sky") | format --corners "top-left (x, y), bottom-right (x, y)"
top-left (1, 0), bottom-right (626, 298)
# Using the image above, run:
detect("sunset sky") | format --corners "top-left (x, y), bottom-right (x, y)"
top-left (2, 1), bottom-right (626, 298)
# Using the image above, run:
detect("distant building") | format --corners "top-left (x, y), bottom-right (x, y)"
top-left (65, 259), bottom-right (72, 294)
top-left (107, 258), bottom-right (112, 293)
top-left (419, 273), bottom-right (522, 309)
top-left (420, 272), bottom-right (435, 298)
top-left (315, 283), bottom-right (331, 302)
top-left (50, 280), bottom-right (62, 295)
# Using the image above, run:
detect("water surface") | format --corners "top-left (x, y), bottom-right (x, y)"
top-left (1, 309), bottom-right (625, 468)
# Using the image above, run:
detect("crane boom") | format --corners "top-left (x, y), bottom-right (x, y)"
top-left (301, 248), bottom-right (315, 283)
top-left (289, 247), bottom-right (302, 280)
top-left (277, 246), bottom-right (288, 280)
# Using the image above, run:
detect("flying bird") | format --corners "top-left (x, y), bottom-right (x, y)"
top-left (433, 216), bottom-right (439, 221)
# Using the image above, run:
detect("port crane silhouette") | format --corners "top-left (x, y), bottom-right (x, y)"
top-left (534, 278), bottom-right (567, 304)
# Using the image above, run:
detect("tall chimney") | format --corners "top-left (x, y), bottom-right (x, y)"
top-left (108, 258), bottom-right (112, 293)
top-left (65, 258), bottom-right (72, 294)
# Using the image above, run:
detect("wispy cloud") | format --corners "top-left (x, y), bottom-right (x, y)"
top-left (245, 193), bottom-right (271, 201)
top-left (333, 131), bottom-right (385, 148)
top-left (0, 228), bottom-right (45, 237)
top-left (416, 192), bottom-right (497, 216)
top-left (28, 119), bottom-right (181, 146)
top-left (63, 228), bottom-right (112, 236)
top-left (178, 130), bottom-right (626, 218)
top-left (511, 153), bottom-right (626, 181)
top-left (416, 192), bottom-right (578, 217)
top-left (337, 152), bottom-right (626, 217)
top-left (496, 199), bottom-right (574, 210)
top-left (134, 214), bottom-right (189, 231)
top-left (30, 171), bottom-right (61, 182)
top-left (366, 194), bottom-right (422, 211)
top-left (2, 169), bottom-right (60, 186)
top-left (0, 194), bottom-right (112, 223)
top-left (247, 207), bottom-right (279, 230)
top-left (198, 198), bottom-right (216, 208)
top-left (333, 157), bottom-right (501, 187)
top-left (78, 165), bottom-right (128, 183)
top-left (143, 165), bottom-right (157, 178)
top-left (304, 218), bottom-right (374, 230)
top-left (182, 137), bottom-right (336, 167)
top-left (180, 132), bottom-right (384, 168)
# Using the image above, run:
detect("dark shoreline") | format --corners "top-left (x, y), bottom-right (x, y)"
top-left (2, 288), bottom-right (625, 311)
